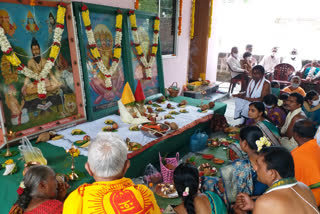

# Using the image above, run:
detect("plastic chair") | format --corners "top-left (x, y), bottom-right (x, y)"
top-left (273, 63), bottom-right (295, 87)
top-left (227, 63), bottom-right (248, 94)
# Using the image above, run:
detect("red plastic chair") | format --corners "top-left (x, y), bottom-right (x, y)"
top-left (227, 63), bottom-right (248, 94)
top-left (273, 63), bottom-right (295, 87)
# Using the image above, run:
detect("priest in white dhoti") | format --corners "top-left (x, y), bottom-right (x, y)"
top-left (280, 92), bottom-right (306, 151)
top-left (234, 65), bottom-right (271, 124)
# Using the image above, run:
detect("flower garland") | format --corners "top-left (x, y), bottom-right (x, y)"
top-left (256, 136), bottom-right (271, 152)
top-left (81, 4), bottom-right (122, 90)
top-left (128, 10), bottom-right (159, 80)
top-left (208, 0), bottom-right (213, 38)
top-left (178, 0), bottom-right (183, 36)
top-left (0, 3), bottom-right (67, 99)
top-left (190, 0), bottom-right (196, 39)
top-left (135, 0), bottom-right (139, 10)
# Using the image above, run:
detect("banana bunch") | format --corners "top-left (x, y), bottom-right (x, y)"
top-left (71, 129), bottom-right (85, 135)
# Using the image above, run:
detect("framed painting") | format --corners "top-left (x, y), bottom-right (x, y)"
top-left (0, 0), bottom-right (86, 145)
top-left (127, 11), bottom-right (165, 98)
top-left (73, 2), bottom-right (131, 121)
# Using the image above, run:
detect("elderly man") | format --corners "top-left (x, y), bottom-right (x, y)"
top-left (291, 119), bottom-right (320, 206)
top-left (233, 65), bottom-right (270, 124)
top-left (234, 147), bottom-right (318, 214)
top-left (282, 76), bottom-right (306, 97)
top-left (305, 60), bottom-right (320, 81)
top-left (63, 132), bottom-right (161, 214)
top-left (259, 47), bottom-right (280, 75)
top-left (227, 46), bottom-right (250, 92)
top-left (280, 92), bottom-right (306, 151)
top-left (282, 48), bottom-right (302, 72)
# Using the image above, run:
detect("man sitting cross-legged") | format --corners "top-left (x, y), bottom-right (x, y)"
top-left (280, 92), bottom-right (306, 151)
top-left (291, 119), bottom-right (320, 206)
top-left (234, 146), bottom-right (318, 214)
top-left (63, 132), bottom-right (161, 214)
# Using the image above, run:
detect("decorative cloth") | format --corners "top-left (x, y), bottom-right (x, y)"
top-left (121, 82), bottom-right (135, 105)
top-left (63, 177), bottom-right (161, 214)
top-left (281, 108), bottom-right (302, 135)
top-left (9, 200), bottom-right (63, 214)
top-left (134, 80), bottom-right (145, 102)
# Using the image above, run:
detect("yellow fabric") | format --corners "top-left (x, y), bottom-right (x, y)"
top-left (282, 86), bottom-right (306, 97)
top-left (121, 82), bottom-right (135, 105)
top-left (63, 177), bottom-right (161, 214)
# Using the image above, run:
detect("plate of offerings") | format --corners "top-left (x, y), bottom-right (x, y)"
top-left (71, 129), bottom-right (86, 135)
top-left (164, 114), bottom-right (174, 119)
top-left (101, 123), bottom-right (118, 132)
top-left (129, 125), bottom-right (140, 131)
top-left (212, 157), bottom-right (225, 165)
top-left (139, 122), bottom-right (171, 138)
top-left (198, 163), bottom-right (217, 176)
top-left (74, 135), bottom-right (91, 148)
top-left (125, 138), bottom-right (142, 151)
top-left (155, 107), bottom-right (165, 112)
top-left (169, 111), bottom-right (180, 115)
top-left (155, 183), bottom-right (178, 198)
top-left (166, 103), bottom-right (175, 109)
top-left (104, 119), bottom-right (116, 125)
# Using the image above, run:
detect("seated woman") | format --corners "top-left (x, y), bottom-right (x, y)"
top-left (202, 126), bottom-right (271, 206)
top-left (245, 102), bottom-right (281, 145)
top-left (9, 165), bottom-right (68, 214)
top-left (263, 94), bottom-right (287, 128)
top-left (303, 90), bottom-right (320, 126)
top-left (173, 163), bottom-right (227, 214)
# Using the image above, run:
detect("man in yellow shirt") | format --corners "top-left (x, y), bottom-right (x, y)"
top-left (63, 132), bottom-right (161, 214)
top-left (282, 76), bottom-right (306, 97)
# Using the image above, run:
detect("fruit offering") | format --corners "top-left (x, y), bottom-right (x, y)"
top-left (179, 109), bottom-right (188, 113)
top-left (129, 125), bottom-right (139, 131)
top-left (71, 129), bottom-right (86, 135)
top-left (157, 96), bottom-right (166, 103)
top-left (155, 107), bottom-right (165, 112)
top-left (164, 114), bottom-right (174, 119)
top-left (169, 111), bottom-right (179, 115)
top-left (125, 138), bottom-right (142, 151)
top-left (167, 103), bottom-right (175, 109)
top-left (178, 100), bottom-right (187, 107)
top-left (101, 123), bottom-right (118, 132)
top-left (104, 119), bottom-right (115, 124)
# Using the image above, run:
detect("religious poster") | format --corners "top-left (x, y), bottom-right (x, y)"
top-left (0, 1), bottom-right (85, 144)
top-left (73, 3), bottom-right (127, 121)
top-left (128, 12), bottom-right (165, 98)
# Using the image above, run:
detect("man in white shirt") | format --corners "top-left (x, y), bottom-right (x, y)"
top-left (259, 47), bottom-right (281, 76)
top-left (227, 47), bottom-right (249, 92)
top-left (282, 48), bottom-right (302, 72)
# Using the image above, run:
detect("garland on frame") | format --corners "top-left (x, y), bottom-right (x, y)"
top-left (128, 10), bottom-right (159, 80)
top-left (81, 4), bottom-right (123, 90)
top-left (190, 0), bottom-right (196, 39)
top-left (178, 0), bottom-right (183, 36)
top-left (0, 2), bottom-right (67, 99)
top-left (135, 0), bottom-right (139, 10)
top-left (208, 0), bottom-right (213, 38)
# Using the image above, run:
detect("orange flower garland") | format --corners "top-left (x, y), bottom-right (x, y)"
top-left (135, 0), bottom-right (139, 10)
top-left (178, 0), bottom-right (183, 36)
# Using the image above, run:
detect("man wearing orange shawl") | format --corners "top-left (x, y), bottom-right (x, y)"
top-left (291, 119), bottom-right (320, 206)
top-left (63, 132), bottom-right (161, 214)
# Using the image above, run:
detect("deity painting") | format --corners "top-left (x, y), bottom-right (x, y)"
top-left (0, 9), bottom-right (16, 36)
top-left (130, 17), bottom-right (160, 97)
top-left (80, 10), bottom-right (125, 115)
top-left (25, 10), bottom-right (39, 33)
top-left (0, 2), bottom-right (79, 133)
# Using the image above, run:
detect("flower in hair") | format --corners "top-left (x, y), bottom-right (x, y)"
top-left (183, 187), bottom-right (189, 197)
top-left (17, 181), bottom-right (25, 195)
top-left (256, 136), bottom-right (271, 152)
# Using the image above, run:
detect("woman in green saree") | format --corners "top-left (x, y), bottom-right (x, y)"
top-left (247, 102), bottom-right (281, 146)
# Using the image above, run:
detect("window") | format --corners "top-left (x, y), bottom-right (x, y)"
top-left (138, 0), bottom-right (178, 56)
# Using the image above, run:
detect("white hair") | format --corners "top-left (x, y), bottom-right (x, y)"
top-left (88, 132), bottom-right (128, 178)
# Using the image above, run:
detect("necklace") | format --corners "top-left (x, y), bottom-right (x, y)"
top-left (264, 177), bottom-right (297, 194)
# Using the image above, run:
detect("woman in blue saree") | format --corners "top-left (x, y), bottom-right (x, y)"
top-left (202, 126), bottom-right (273, 207)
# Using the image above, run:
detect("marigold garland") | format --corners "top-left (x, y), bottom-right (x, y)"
top-left (208, 0), bottom-right (213, 38)
top-left (178, 0), bottom-right (183, 36)
top-left (81, 5), bottom-right (123, 90)
top-left (0, 2), bottom-right (67, 99)
top-left (135, 0), bottom-right (139, 10)
top-left (190, 0), bottom-right (196, 39)
top-left (128, 10), bottom-right (159, 80)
